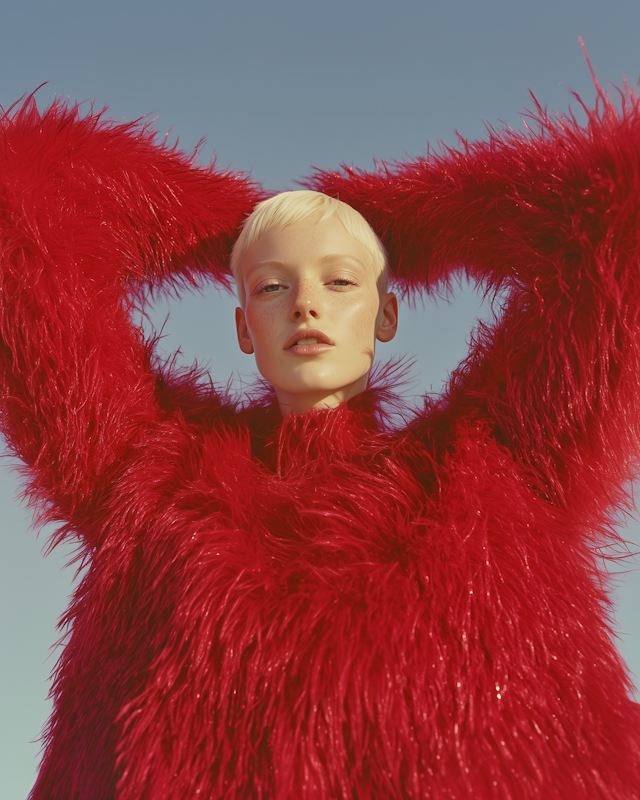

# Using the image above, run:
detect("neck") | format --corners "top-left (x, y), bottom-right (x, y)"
top-left (276, 376), bottom-right (368, 417)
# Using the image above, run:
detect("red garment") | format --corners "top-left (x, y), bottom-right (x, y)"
top-left (1, 87), bottom-right (639, 799)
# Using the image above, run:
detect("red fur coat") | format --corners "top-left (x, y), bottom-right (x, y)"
top-left (1, 84), bottom-right (640, 799)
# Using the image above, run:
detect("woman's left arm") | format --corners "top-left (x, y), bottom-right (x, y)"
top-left (308, 85), bottom-right (640, 511)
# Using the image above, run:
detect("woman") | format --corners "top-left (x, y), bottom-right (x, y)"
top-left (1, 81), bottom-right (639, 798)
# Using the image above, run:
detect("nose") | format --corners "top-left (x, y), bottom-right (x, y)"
top-left (289, 279), bottom-right (321, 321)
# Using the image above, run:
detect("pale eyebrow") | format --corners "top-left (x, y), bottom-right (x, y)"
top-left (244, 255), bottom-right (368, 276)
top-left (319, 254), bottom-right (368, 269)
top-left (244, 258), bottom-right (290, 275)
top-left (252, 259), bottom-right (290, 269)
top-left (242, 260), bottom-right (290, 282)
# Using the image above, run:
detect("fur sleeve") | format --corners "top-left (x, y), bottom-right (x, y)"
top-left (0, 97), bottom-right (261, 541)
top-left (306, 84), bottom-right (640, 510)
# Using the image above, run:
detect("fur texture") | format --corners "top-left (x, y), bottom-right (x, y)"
top-left (1, 86), bottom-right (640, 799)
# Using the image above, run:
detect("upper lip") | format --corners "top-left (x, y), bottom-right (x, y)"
top-left (284, 328), bottom-right (335, 349)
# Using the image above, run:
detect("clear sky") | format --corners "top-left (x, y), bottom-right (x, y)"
top-left (1, 1), bottom-right (639, 797)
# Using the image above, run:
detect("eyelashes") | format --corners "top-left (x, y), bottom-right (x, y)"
top-left (329, 279), bottom-right (357, 287)
top-left (253, 277), bottom-right (358, 294)
top-left (250, 280), bottom-right (286, 294)
top-left (261, 282), bottom-right (284, 293)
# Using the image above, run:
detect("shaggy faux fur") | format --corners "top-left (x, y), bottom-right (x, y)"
top-left (1, 80), bottom-right (640, 799)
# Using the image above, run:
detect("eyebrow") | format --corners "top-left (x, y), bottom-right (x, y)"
top-left (320, 254), bottom-right (368, 269)
top-left (248, 254), bottom-right (368, 271)
top-left (247, 259), bottom-right (288, 270)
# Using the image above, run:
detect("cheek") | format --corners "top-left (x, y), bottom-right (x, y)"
top-left (340, 297), bottom-right (380, 342)
top-left (245, 305), bottom-right (279, 351)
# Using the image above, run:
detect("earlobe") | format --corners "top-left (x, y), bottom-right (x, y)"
top-left (235, 307), bottom-right (255, 355)
top-left (376, 293), bottom-right (399, 343)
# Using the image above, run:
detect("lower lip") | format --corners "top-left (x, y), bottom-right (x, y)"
top-left (286, 343), bottom-right (334, 356)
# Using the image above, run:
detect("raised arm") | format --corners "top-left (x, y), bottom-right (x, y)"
top-left (307, 84), bottom-right (640, 510)
top-left (0, 97), bottom-right (262, 542)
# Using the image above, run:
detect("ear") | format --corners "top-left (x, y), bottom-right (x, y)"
top-left (376, 292), bottom-right (398, 343)
top-left (235, 307), bottom-right (255, 354)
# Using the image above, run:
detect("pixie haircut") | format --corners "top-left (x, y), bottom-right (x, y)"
top-left (230, 190), bottom-right (389, 306)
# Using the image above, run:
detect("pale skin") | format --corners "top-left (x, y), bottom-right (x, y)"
top-left (235, 215), bottom-right (399, 416)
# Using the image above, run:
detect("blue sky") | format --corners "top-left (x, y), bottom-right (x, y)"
top-left (1, 1), bottom-right (639, 796)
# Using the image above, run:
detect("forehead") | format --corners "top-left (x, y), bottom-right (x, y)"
top-left (239, 215), bottom-right (374, 276)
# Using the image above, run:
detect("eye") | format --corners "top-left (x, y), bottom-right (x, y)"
top-left (255, 281), bottom-right (286, 294)
top-left (328, 278), bottom-right (357, 288)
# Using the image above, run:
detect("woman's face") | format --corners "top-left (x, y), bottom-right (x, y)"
top-left (235, 215), bottom-right (398, 415)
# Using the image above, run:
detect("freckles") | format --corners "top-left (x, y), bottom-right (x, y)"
top-left (246, 303), bottom-right (279, 341)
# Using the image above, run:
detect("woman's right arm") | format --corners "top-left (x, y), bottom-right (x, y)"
top-left (0, 97), bottom-right (262, 542)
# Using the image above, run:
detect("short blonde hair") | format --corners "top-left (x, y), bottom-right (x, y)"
top-left (230, 190), bottom-right (389, 306)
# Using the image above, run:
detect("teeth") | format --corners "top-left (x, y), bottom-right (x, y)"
top-left (295, 338), bottom-right (321, 345)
